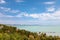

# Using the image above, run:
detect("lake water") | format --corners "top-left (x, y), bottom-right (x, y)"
top-left (11, 25), bottom-right (60, 36)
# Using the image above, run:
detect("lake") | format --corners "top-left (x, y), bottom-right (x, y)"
top-left (10, 25), bottom-right (60, 36)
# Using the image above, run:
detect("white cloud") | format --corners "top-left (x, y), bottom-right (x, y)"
top-left (0, 13), bottom-right (5, 17)
top-left (0, 7), bottom-right (60, 21)
top-left (44, 1), bottom-right (55, 4)
top-left (16, 0), bottom-right (24, 2)
top-left (0, 20), bottom-right (18, 24)
top-left (0, 7), bottom-right (11, 11)
top-left (46, 6), bottom-right (55, 12)
top-left (0, 7), bottom-right (25, 17)
top-left (0, 10), bottom-right (60, 24)
top-left (0, 7), bottom-right (20, 13)
top-left (0, 13), bottom-right (14, 17)
top-left (15, 12), bottom-right (27, 17)
top-left (23, 10), bottom-right (60, 20)
top-left (10, 10), bottom-right (20, 13)
top-left (52, 10), bottom-right (60, 19)
top-left (0, 12), bottom-right (25, 17)
top-left (15, 14), bottom-right (22, 17)
top-left (23, 13), bottom-right (52, 20)
top-left (29, 14), bottom-right (40, 18)
top-left (0, 0), bottom-right (6, 4)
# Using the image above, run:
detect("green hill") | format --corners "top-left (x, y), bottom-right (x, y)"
top-left (0, 24), bottom-right (60, 40)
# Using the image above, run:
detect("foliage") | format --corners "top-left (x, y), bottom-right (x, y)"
top-left (0, 24), bottom-right (60, 40)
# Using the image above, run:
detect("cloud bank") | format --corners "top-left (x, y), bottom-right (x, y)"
top-left (0, 0), bottom-right (6, 4)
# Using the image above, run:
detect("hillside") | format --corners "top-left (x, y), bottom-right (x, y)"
top-left (0, 24), bottom-right (60, 40)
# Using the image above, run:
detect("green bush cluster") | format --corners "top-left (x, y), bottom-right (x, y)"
top-left (0, 24), bottom-right (60, 40)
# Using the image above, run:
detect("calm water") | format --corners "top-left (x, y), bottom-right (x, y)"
top-left (11, 25), bottom-right (60, 36)
top-left (16, 25), bottom-right (60, 32)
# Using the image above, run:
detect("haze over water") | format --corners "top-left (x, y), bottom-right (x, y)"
top-left (12, 25), bottom-right (60, 36)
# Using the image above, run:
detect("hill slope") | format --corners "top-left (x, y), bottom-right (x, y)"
top-left (0, 24), bottom-right (60, 40)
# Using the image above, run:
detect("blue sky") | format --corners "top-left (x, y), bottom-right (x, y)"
top-left (0, 0), bottom-right (60, 25)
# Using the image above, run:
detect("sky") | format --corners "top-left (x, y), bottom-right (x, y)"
top-left (0, 0), bottom-right (60, 25)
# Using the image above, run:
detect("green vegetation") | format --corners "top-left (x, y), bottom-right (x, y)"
top-left (0, 24), bottom-right (60, 40)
